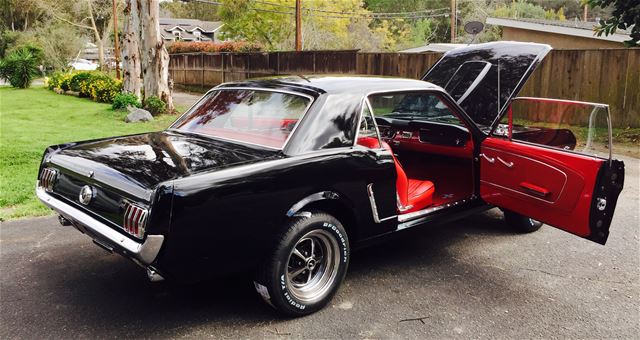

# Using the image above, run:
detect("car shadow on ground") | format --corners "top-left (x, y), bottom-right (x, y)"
top-left (24, 210), bottom-right (519, 337)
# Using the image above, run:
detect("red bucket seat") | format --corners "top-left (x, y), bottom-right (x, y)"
top-left (358, 137), bottom-right (435, 213)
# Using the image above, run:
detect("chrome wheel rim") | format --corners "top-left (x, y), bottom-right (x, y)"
top-left (286, 229), bottom-right (340, 303)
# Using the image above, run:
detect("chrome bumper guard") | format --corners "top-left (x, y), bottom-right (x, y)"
top-left (36, 186), bottom-right (164, 266)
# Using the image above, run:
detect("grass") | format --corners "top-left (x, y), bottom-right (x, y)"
top-left (0, 86), bottom-right (178, 220)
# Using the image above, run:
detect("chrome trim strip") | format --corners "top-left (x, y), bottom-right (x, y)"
top-left (367, 183), bottom-right (397, 223)
top-left (397, 196), bottom-right (474, 224)
top-left (513, 97), bottom-right (609, 108)
top-left (36, 186), bottom-right (164, 265)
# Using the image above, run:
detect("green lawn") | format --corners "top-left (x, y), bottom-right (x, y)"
top-left (0, 86), bottom-right (178, 220)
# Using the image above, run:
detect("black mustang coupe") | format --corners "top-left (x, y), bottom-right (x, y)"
top-left (37, 42), bottom-right (624, 315)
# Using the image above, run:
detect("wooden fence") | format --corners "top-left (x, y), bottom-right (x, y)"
top-left (169, 49), bottom-right (640, 127)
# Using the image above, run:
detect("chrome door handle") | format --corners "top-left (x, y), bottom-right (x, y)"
top-left (480, 153), bottom-right (495, 163)
top-left (497, 156), bottom-right (514, 168)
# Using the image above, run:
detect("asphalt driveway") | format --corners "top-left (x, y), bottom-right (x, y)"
top-left (1, 155), bottom-right (638, 339)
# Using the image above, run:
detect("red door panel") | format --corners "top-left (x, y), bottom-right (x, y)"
top-left (480, 137), bottom-right (604, 239)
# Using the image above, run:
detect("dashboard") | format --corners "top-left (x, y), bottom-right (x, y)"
top-left (376, 117), bottom-right (473, 158)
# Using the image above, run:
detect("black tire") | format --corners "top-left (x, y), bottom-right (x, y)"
top-left (503, 209), bottom-right (543, 233)
top-left (254, 211), bottom-right (350, 316)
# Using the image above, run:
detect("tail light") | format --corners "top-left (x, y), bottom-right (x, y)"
top-left (39, 168), bottom-right (58, 192)
top-left (123, 203), bottom-right (148, 239)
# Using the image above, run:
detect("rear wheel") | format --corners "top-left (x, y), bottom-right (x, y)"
top-left (254, 211), bottom-right (349, 316)
top-left (503, 209), bottom-right (543, 233)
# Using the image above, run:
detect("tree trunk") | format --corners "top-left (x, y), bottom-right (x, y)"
top-left (139, 0), bottom-right (173, 112)
top-left (97, 40), bottom-right (105, 71)
top-left (122, 0), bottom-right (141, 99)
top-left (87, 0), bottom-right (105, 71)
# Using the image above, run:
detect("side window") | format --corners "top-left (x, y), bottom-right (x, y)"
top-left (494, 98), bottom-right (612, 159)
top-left (356, 103), bottom-right (382, 149)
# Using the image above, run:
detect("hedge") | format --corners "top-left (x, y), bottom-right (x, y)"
top-left (47, 71), bottom-right (122, 103)
top-left (167, 41), bottom-right (263, 54)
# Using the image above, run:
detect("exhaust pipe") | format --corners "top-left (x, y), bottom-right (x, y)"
top-left (147, 267), bottom-right (165, 282)
top-left (58, 215), bottom-right (72, 226)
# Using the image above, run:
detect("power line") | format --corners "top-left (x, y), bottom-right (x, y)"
top-left (252, 0), bottom-right (449, 17)
top-left (187, 0), bottom-right (450, 20)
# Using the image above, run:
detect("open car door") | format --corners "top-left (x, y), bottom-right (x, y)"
top-left (480, 98), bottom-right (625, 245)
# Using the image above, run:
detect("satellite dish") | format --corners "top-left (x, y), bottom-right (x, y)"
top-left (464, 21), bottom-right (484, 35)
top-left (464, 21), bottom-right (484, 44)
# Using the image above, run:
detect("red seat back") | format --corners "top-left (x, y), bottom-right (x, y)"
top-left (381, 141), bottom-right (409, 207)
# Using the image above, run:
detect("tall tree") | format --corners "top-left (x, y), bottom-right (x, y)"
top-left (218, 0), bottom-right (392, 51)
top-left (122, 0), bottom-right (141, 98)
top-left (42, 0), bottom-right (113, 69)
top-left (139, 0), bottom-right (173, 111)
top-left (160, 0), bottom-right (220, 21)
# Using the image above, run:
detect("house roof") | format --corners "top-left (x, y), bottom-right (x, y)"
top-left (159, 18), bottom-right (224, 41)
top-left (486, 17), bottom-right (632, 43)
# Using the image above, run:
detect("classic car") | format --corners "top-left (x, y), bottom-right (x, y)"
top-left (36, 42), bottom-right (624, 316)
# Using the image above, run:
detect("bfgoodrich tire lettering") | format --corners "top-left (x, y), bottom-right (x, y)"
top-left (255, 211), bottom-right (349, 316)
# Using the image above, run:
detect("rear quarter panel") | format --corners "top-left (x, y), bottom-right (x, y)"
top-left (158, 148), bottom-right (396, 281)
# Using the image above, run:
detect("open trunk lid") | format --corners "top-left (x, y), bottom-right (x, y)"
top-left (422, 41), bottom-right (551, 131)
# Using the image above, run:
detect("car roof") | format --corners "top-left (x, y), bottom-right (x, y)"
top-left (216, 75), bottom-right (442, 97)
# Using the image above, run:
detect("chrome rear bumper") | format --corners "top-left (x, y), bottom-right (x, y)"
top-left (36, 186), bottom-right (164, 266)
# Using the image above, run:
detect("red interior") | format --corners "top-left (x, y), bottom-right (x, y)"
top-left (229, 117), bottom-right (298, 130)
top-left (480, 137), bottom-right (603, 238)
top-left (399, 152), bottom-right (474, 207)
top-left (197, 126), bottom-right (289, 148)
top-left (183, 118), bottom-right (300, 149)
top-left (381, 141), bottom-right (435, 212)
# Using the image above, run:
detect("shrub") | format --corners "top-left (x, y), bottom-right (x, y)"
top-left (47, 71), bottom-right (121, 103)
top-left (69, 72), bottom-right (93, 94)
top-left (144, 96), bottom-right (166, 115)
top-left (112, 93), bottom-right (141, 110)
top-left (88, 77), bottom-right (122, 103)
top-left (167, 41), bottom-right (263, 54)
top-left (47, 72), bottom-right (74, 91)
top-left (0, 46), bottom-right (42, 88)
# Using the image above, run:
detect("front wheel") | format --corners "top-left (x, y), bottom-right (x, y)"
top-left (503, 209), bottom-right (543, 233)
top-left (254, 211), bottom-right (349, 316)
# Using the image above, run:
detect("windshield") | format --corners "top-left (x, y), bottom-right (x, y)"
top-left (369, 92), bottom-right (464, 126)
top-left (171, 89), bottom-right (311, 149)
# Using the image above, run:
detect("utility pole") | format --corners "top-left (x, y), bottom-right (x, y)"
top-left (295, 0), bottom-right (302, 51)
top-left (112, 0), bottom-right (121, 79)
top-left (583, 4), bottom-right (588, 21)
top-left (450, 0), bottom-right (456, 43)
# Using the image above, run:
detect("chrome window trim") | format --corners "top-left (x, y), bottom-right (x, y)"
top-left (353, 97), bottom-right (384, 150)
top-left (169, 86), bottom-right (315, 151)
top-left (36, 185), bottom-right (164, 265)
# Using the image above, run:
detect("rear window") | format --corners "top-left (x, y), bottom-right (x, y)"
top-left (172, 89), bottom-right (311, 149)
